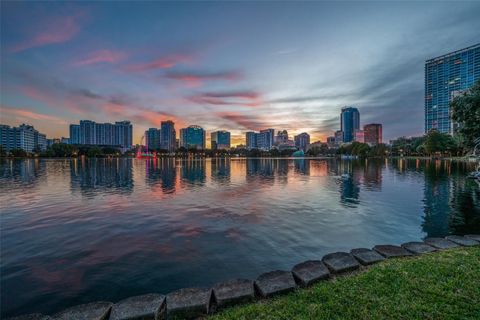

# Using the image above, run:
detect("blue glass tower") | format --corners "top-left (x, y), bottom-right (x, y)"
top-left (180, 125), bottom-right (206, 150)
top-left (425, 44), bottom-right (480, 134)
top-left (340, 107), bottom-right (360, 143)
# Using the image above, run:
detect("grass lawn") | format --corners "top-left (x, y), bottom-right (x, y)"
top-left (210, 247), bottom-right (480, 320)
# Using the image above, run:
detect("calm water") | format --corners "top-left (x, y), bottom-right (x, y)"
top-left (1, 158), bottom-right (479, 317)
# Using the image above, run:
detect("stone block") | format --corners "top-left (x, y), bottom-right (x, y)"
top-left (254, 270), bottom-right (297, 298)
top-left (110, 293), bottom-right (166, 320)
top-left (401, 242), bottom-right (436, 254)
top-left (291, 260), bottom-right (330, 286)
top-left (322, 252), bottom-right (359, 273)
top-left (166, 288), bottom-right (213, 319)
top-left (445, 235), bottom-right (479, 246)
top-left (424, 237), bottom-right (459, 250)
top-left (350, 248), bottom-right (385, 265)
top-left (465, 234), bottom-right (480, 242)
top-left (53, 301), bottom-right (112, 320)
top-left (5, 314), bottom-right (51, 320)
top-left (373, 245), bottom-right (413, 258)
top-left (212, 279), bottom-right (255, 309)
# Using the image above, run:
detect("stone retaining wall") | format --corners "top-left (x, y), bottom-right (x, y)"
top-left (7, 234), bottom-right (480, 320)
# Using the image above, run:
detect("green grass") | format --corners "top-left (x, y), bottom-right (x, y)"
top-left (210, 247), bottom-right (480, 320)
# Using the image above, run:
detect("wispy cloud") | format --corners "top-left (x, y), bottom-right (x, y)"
top-left (10, 13), bottom-right (85, 53)
top-left (74, 49), bottom-right (127, 66)
top-left (125, 54), bottom-right (192, 72)
top-left (215, 112), bottom-right (268, 131)
top-left (1, 105), bottom-right (67, 124)
top-left (165, 70), bottom-right (242, 87)
top-left (189, 90), bottom-right (262, 107)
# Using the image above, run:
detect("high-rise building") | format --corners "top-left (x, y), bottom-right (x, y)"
top-left (354, 130), bottom-right (364, 143)
top-left (425, 44), bottom-right (480, 134)
top-left (364, 124), bottom-right (382, 146)
top-left (334, 130), bottom-right (344, 146)
top-left (327, 136), bottom-right (336, 148)
top-left (70, 120), bottom-right (132, 150)
top-left (114, 121), bottom-right (133, 150)
top-left (69, 124), bottom-right (80, 144)
top-left (341, 107), bottom-right (360, 143)
top-left (275, 130), bottom-right (289, 145)
top-left (180, 125), bottom-right (206, 150)
top-left (79, 120), bottom-right (96, 145)
top-left (0, 124), bottom-right (47, 152)
top-left (211, 130), bottom-right (231, 150)
top-left (160, 120), bottom-right (176, 152)
top-left (145, 128), bottom-right (161, 151)
top-left (257, 129), bottom-right (275, 150)
top-left (294, 132), bottom-right (310, 151)
top-left (246, 131), bottom-right (257, 149)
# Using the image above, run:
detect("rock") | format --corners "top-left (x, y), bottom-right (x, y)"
top-left (465, 234), bottom-right (480, 242)
top-left (373, 245), bottom-right (413, 258)
top-left (445, 235), bottom-right (479, 246)
top-left (401, 242), bottom-right (437, 254)
top-left (322, 252), bottom-right (359, 273)
top-left (110, 293), bottom-right (166, 320)
top-left (52, 301), bottom-right (112, 320)
top-left (424, 237), bottom-right (459, 250)
top-left (291, 260), bottom-right (330, 286)
top-left (5, 314), bottom-right (51, 320)
top-left (254, 270), bottom-right (297, 298)
top-left (166, 288), bottom-right (214, 319)
top-left (350, 248), bottom-right (385, 265)
top-left (212, 279), bottom-right (255, 309)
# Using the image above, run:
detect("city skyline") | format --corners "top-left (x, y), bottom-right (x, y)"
top-left (1, 2), bottom-right (480, 146)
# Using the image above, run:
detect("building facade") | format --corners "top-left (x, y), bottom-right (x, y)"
top-left (180, 125), bottom-right (206, 150)
top-left (211, 130), bottom-right (231, 150)
top-left (145, 128), bottom-right (161, 151)
top-left (341, 107), bottom-right (360, 143)
top-left (0, 124), bottom-right (47, 152)
top-left (246, 131), bottom-right (257, 149)
top-left (275, 130), bottom-right (289, 145)
top-left (294, 132), bottom-right (310, 151)
top-left (364, 123), bottom-right (382, 146)
top-left (160, 120), bottom-right (176, 152)
top-left (425, 44), bottom-right (480, 134)
top-left (69, 124), bottom-right (80, 144)
top-left (257, 129), bottom-right (275, 150)
top-left (334, 130), bottom-right (344, 146)
top-left (327, 136), bottom-right (336, 148)
top-left (70, 120), bottom-right (133, 150)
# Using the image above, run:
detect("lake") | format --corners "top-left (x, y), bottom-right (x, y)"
top-left (1, 157), bottom-right (479, 317)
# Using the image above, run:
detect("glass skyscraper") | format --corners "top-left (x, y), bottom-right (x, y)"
top-left (180, 125), bottom-right (206, 150)
top-left (340, 107), bottom-right (360, 143)
top-left (211, 130), bottom-right (231, 150)
top-left (425, 43), bottom-right (480, 134)
top-left (160, 120), bottom-right (176, 152)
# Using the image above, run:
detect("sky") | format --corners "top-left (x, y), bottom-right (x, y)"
top-left (1, 1), bottom-right (479, 146)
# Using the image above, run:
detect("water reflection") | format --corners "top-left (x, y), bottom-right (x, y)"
top-left (1, 157), bottom-right (479, 318)
top-left (70, 158), bottom-right (134, 195)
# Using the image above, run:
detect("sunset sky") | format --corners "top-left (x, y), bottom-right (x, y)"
top-left (1, 1), bottom-right (479, 146)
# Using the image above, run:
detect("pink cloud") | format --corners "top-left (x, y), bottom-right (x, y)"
top-left (74, 49), bottom-right (127, 66)
top-left (125, 54), bottom-right (192, 72)
top-left (165, 70), bottom-right (242, 87)
top-left (1, 105), bottom-right (67, 124)
top-left (189, 90), bottom-right (262, 107)
top-left (216, 111), bottom-right (268, 130)
top-left (10, 13), bottom-right (85, 53)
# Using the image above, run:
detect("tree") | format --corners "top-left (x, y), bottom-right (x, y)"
top-left (423, 130), bottom-right (454, 155)
top-left (10, 148), bottom-right (28, 157)
top-left (451, 80), bottom-right (480, 149)
top-left (0, 145), bottom-right (6, 157)
top-left (86, 146), bottom-right (103, 157)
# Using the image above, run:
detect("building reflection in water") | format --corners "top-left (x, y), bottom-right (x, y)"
top-left (210, 158), bottom-right (231, 183)
top-left (70, 158), bottom-right (134, 195)
top-left (0, 158), bottom-right (46, 187)
top-left (335, 160), bottom-right (360, 206)
top-left (293, 159), bottom-right (310, 176)
top-left (180, 159), bottom-right (206, 187)
top-left (145, 158), bottom-right (177, 194)
top-left (422, 159), bottom-right (480, 237)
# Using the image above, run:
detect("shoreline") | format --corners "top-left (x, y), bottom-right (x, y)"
top-left (6, 235), bottom-right (479, 320)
